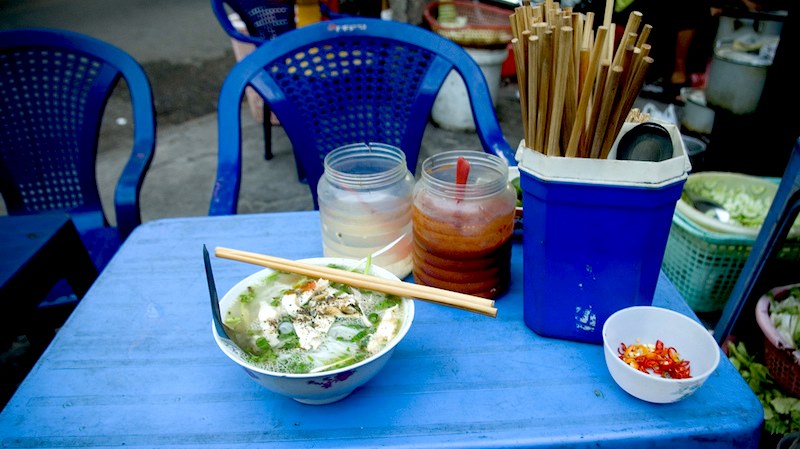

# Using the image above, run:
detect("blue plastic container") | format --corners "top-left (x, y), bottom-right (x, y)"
top-left (517, 123), bottom-right (690, 344)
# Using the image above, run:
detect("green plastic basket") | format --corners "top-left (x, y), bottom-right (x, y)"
top-left (662, 210), bottom-right (800, 312)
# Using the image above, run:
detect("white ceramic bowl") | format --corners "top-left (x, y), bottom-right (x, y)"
top-left (212, 257), bottom-right (415, 405)
top-left (602, 306), bottom-right (720, 404)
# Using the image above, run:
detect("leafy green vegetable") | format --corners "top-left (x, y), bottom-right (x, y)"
top-left (769, 287), bottom-right (800, 349)
top-left (685, 181), bottom-right (771, 228)
top-left (728, 341), bottom-right (800, 435)
top-left (511, 176), bottom-right (522, 207)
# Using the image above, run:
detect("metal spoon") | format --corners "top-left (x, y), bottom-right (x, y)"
top-left (203, 244), bottom-right (234, 344)
top-left (683, 190), bottom-right (731, 224)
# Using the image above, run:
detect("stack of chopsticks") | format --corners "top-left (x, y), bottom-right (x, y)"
top-left (510, 0), bottom-right (654, 159)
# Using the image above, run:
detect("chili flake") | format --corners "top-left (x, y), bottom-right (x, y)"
top-left (618, 340), bottom-right (692, 379)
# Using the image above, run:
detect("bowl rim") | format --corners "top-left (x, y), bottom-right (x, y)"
top-left (212, 257), bottom-right (415, 379)
top-left (602, 306), bottom-right (721, 384)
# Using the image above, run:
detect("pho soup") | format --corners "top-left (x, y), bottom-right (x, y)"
top-left (223, 265), bottom-right (407, 374)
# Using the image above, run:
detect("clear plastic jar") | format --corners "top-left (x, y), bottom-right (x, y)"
top-left (412, 150), bottom-right (516, 298)
top-left (318, 143), bottom-right (415, 279)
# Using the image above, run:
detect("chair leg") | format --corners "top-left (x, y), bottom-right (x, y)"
top-left (261, 101), bottom-right (306, 182)
top-left (263, 102), bottom-right (273, 160)
top-left (714, 139), bottom-right (800, 344)
top-left (296, 159), bottom-right (307, 184)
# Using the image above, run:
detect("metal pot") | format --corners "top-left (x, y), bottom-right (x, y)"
top-left (705, 36), bottom-right (777, 115)
top-left (680, 88), bottom-right (715, 135)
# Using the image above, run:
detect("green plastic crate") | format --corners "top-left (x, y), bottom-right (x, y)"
top-left (662, 210), bottom-right (800, 312)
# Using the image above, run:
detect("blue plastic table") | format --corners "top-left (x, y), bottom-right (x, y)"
top-left (0, 211), bottom-right (763, 448)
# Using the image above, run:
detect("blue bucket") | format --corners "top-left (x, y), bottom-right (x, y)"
top-left (517, 123), bottom-right (690, 344)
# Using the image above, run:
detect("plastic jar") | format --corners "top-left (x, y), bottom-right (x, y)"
top-left (412, 150), bottom-right (516, 298)
top-left (317, 143), bottom-right (415, 279)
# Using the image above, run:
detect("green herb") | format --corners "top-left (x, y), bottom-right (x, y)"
top-left (284, 356), bottom-right (313, 373)
top-left (350, 329), bottom-right (369, 342)
top-left (728, 341), bottom-right (800, 435)
top-left (255, 337), bottom-right (270, 350)
top-left (246, 338), bottom-right (277, 364)
top-left (375, 295), bottom-right (402, 311)
top-left (239, 286), bottom-right (256, 303)
top-left (224, 315), bottom-right (242, 327)
top-left (277, 329), bottom-right (300, 349)
top-left (511, 175), bottom-right (522, 207)
top-left (363, 255), bottom-right (372, 276)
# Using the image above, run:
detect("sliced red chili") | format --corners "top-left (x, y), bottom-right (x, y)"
top-left (618, 340), bottom-right (692, 379)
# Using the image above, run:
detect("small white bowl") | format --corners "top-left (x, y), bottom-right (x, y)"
top-left (602, 306), bottom-right (720, 404)
top-left (212, 257), bottom-right (414, 405)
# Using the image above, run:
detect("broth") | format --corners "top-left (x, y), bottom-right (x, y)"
top-left (223, 266), bottom-right (405, 374)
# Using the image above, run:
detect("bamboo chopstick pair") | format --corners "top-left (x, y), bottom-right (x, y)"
top-left (214, 247), bottom-right (498, 318)
top-left (510, 0), bottom-right (655, 159)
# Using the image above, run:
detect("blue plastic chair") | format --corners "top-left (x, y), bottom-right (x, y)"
top-left (0, 28), bottom-right (156, 274)
top-left (209, 17), bottom-right (516, 214)
top-left (210, 0), bottom-right (297, 161)
top-left (714, 138), bottom-right (800, 344)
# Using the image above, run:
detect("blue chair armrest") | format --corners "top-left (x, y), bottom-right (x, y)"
top-left (113, 55), bottom-right (156, 241)
top-left (453, 49), bottom-right (516, 166)
top-left (209, 75), bottom-right (245, 216)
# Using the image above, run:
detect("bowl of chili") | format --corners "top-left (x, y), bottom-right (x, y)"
top-left (602, 306), bottom-right (721, 403)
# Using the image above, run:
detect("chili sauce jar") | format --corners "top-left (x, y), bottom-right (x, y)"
top-left (412, 150), bottom-right (516, 298)
top-left (317, 143), bottom-right (415, 279)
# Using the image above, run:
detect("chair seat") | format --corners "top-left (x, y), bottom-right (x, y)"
top-left (79, 227), bottom-right (123, 274)
top-left (36, 227), bottom-right (119, 312)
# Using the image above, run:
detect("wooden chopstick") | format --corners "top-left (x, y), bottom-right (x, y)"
top-left (565, 25), bottom-right (607, 157)
top-left (214, 247), bottom-right (498, 318)
top-left (511, 37), bottom-right (528, 142)
top-left (546, 25), bottom-right (572, 156)
top-left (590, 64), bottom-right (623, 159)
top-left (511, 4), bottom-right (654, 159)
top-left (535, 27), bottom-right (553, 153)
top-left (527, 34), bottom-right (540, 151)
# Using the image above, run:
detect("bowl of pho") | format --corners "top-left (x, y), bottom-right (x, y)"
top-left (212, 257), bottom-right (414, 405)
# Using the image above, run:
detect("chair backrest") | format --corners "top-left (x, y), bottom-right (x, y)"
top-left (209, 17), bottom-right (516, 214)
top-left (210, 0), bottom-right (296, 45)
top-left (714, 138), bottom-right (800, 344)
top-left (0, 28), bottom-right (155, 242)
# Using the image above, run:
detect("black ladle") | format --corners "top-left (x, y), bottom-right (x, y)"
top-left (203, 244), bottom-right (233, 344)
top-left (615, 122), bottom-right (674, 162)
